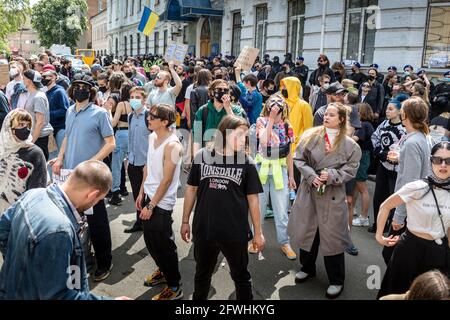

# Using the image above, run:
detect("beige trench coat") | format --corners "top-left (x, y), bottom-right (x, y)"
top-left (288, 131), bottom-right (362, 256)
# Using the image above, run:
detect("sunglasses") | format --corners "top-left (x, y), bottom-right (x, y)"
top-left (215, 89), bottom-right (229, 93)
top-left (362, 84), bottom-right (371, 88)
top-left (148, 113), bottom-right (162, 121)
top-left (431, 156), bottom-right (450, 166)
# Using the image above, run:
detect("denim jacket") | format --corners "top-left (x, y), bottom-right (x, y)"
top-left (0, 184), bottom-right (109, 300)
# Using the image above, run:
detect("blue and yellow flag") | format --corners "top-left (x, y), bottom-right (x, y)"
top-left (138, 6), bottom-right (159, 36)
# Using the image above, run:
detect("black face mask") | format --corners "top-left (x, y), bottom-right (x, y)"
top-left (41, 79), bottom-right (52, 87)
top-left (214, 74), bottom-right (223, 80)
top-left (54, 66), bottom-right (61, 73)
top-left (266, 89), bottom-right (276, 95)
top-left (281, 89), bottom-right (289, 99)
top-left (282, 66), bottom-right (287, 72)
top-left (214, 91), bottom-right (227, 102)
top-left (98, 86), bottom-right (108, 93)
top-left (73, 88), bottom-right (90, 102)
top-left (14, 127), bottom-right (31, 141)
top-left (368, 75), bottom-right (375, 81)
top-left (125, 72), bottom-right (133, 78)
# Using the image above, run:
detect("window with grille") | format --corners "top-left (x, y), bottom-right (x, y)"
top-left (154, 32), bottom-right (159, 55)
top-left (287, 0), bottom-right (305, 58)
top-left (231, 11), bottom-right (241, 57)
top-left (254, 5), bottom-right (268, 55)
top-left (423, 1), bottom-right (450, 68)
top-left (343, 0), bottom-right (379, 64)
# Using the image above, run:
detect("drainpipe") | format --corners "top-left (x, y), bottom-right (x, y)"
top-left (319, 0), bottom-right (327, 54)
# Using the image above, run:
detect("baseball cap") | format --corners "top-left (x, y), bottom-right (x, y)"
top-left (325, 82), bottom-right (348, 95)
top-left (42, 64), bottom-right (56, 72)
top-left (388, 66), bottom-right (397, 71)
top-left (417, 69), bottom-right (425, 76)
top-left (352, 62), bottom-right (361, 69)
top-left (296, 56), bottom-right (304, 61)
top-left (23, 70), bottom-right (43, 89)
top-left (370, 63), bottom-right (379, 69)
top-left (349, 105), bottom-right (362, 129)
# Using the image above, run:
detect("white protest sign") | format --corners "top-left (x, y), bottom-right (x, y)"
top-left (234, 47), bottom-right (260, 71)
top-left (53, 169), bottom-right (93, 215)
top-left (428, 55), bottom-right (448, 68)
top-left (164, 42), bottom-right (189, 65)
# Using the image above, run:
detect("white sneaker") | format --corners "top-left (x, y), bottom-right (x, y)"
top-left (326, 285), bottom-right (343, 299)
top-left (352, 216), bottom-right (370, 227)
top-left (295, 271), bottom-right (314, 283)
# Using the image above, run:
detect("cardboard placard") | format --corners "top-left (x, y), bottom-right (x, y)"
top-left (234, 47), bottom-right (260, 71)
top-left (164, 42), bottom-right (189, 65)
top-left (0, 64), bottom-right (9, 86)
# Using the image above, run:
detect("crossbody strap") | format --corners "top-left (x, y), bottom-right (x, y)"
top-left (428, 179), bottom-right (448, 237)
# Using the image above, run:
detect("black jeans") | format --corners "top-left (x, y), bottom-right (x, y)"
top-left (372, 164), bottom-right (397, 228)
top-left (193, 240), bottom-right (253, 300)
top-left (142, 199), bottom-right (181, 288)
top-left (86, 199), bottom-right (112, 271)
top-left (128, 164), bottom-right (144, 226)
top-left (35, 136), bottom-right (49, 161)
top-left (299, 229), bottom-right (345, 285)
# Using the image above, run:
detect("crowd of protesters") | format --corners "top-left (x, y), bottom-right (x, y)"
top-left (0, 48), bottom-right (449, 300)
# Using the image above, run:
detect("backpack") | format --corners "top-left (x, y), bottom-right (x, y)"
top-left (129, 109), bottom-right (150, 129)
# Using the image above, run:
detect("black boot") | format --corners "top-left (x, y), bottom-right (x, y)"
top-left (120, 187), bottom-right (129, 197)
top-left (108, 191), bottom-right (122, 206)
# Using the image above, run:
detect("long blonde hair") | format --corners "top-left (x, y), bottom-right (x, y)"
top-left (301, 102), bottom-right (349, 152)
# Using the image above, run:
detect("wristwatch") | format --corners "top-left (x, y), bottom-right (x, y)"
top-left (146, 203), bottom-right (155, 211)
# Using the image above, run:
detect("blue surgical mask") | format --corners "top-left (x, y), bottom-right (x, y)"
top-left (130, 99), bottom-right (142, 111)
top-left (444, 77), bottom-right (450, 82)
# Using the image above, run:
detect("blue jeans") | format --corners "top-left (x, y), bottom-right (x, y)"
top-left (111, 130), bottom-right (129, 192)
top-left (258, 165), bottom-right (290, 245)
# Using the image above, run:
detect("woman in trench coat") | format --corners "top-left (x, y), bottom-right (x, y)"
top-left (288, 102), bottom-right (361, 299)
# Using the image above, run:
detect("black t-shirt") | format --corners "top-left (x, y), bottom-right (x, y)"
top-left (356, 121), bottom-right (374, 151)
top-left (187, 149), bottom-right (263, 242)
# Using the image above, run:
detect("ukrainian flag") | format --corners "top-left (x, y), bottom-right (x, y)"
top-left (138, 6), bottom-right (159, 36)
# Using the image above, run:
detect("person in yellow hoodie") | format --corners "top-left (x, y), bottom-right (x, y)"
top-left (279, 77), bottom-right (314, 155)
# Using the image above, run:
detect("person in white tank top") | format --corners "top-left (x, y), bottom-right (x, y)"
top-left (136, 103), bottom-right (184, 301)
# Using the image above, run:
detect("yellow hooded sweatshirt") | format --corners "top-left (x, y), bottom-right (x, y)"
top-left (280, 77), bottom-right (313, 153)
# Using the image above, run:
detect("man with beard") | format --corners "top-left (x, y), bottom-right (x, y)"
top-left (123, 63), bottom-right (144, 86)
top-left (146, 61), bottom-right (182, 109)
top-left (144, 65), bottom-right (161, 94)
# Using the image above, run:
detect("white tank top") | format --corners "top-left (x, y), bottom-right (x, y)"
top-left (143, 132), bottom-right (181, 211)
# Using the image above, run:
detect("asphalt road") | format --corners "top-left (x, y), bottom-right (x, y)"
top-left (88, 173), bottom-right (386, 300)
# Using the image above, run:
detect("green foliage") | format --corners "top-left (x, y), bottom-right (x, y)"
top-left (143, 59), bottom-right (164, 72)
top-left (31, 0), bottom-right (88, 50)
top-left (0, 0), bottom-right (30, 54)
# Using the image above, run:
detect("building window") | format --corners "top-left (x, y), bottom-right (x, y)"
top-left (138, 0), bottom-right (142, 12)
top-left (137, 33), bottom-right (140, 54)
top-left (231, 11), bottom-right (241, 57)
top-left (125, 0), bottom-right (128, 17)
top-left (183, 25), bottom-right (188, 44)
top-left (163, 29), bottom-right (168, 54)
top-left (115, 38), bottom-right (119, 57)
top-left (145, 35), bottom-right (149, 54)
top-left (344, 0), bottom-right (378, 64)
top-left (116, 0), bottom-right (119, 20)
top-left (124, 36), bottom-right (127, 56)
top-left (423, 1), bottom-right (450, 68)
top-left (131, 0), bottom-right (134, 16)
top-left (254, 5), bottom-right (268, 55)
top-left (130, 34), bottom-right (133, 56)
top-left (154, 31), bottom-right (159, 55)
top-left (98, 0), bottom-right (103, 12)
top-left (287, 0), bottom-right (305, 58)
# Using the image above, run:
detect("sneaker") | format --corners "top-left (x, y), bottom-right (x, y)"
top-left (326, 285), bottom-right (343, 299)
top-left (295, 271), bottom-right (315, 283)
top-left (248, 243), bottom-right (258, 254)
top-left (144, 269), bottom-right (167, 287)
top-left (93, 263), bottom-right (113, 282)
top-left (345, 245), bottom-right (359, 256)
top-left (265, 208), bottom-right (274, 219)
top-left (152, 286), bottom-right (184, 300)
top-left (281, 244), bottom-right (297, 260)
top-left (120, 188), bottom-right (129, 197)
top-left (108, 192), bottom-right (122, 206)
top-left (352, 215), bottom-right (370, 227)
top-left (367, 224), bottom-right (376, 233)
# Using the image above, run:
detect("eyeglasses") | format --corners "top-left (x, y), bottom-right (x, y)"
top-left (431, 156), bottom-right (450, 166)
top-left (148, 112), bottom-right (162, 121)
top-left (155, 75), bottom-right (164, 80)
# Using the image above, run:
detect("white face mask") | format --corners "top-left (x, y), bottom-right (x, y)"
top-left (323, 83), bottom-right (330, 90)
